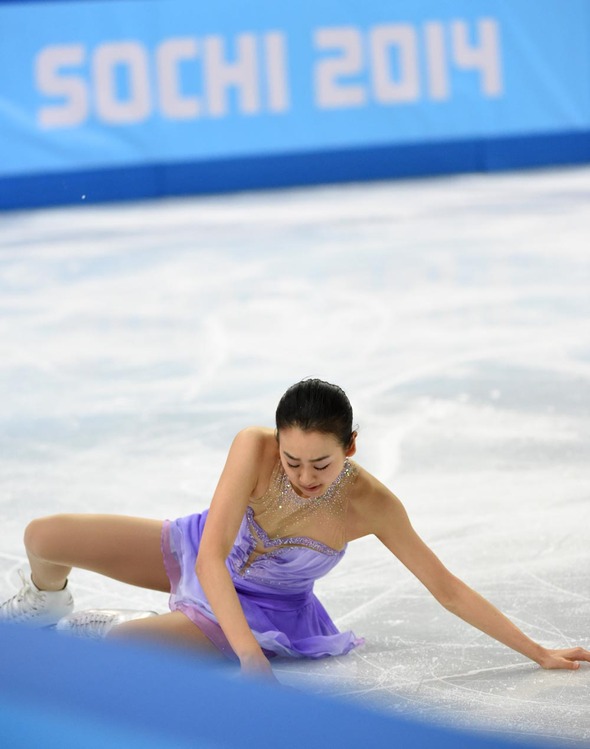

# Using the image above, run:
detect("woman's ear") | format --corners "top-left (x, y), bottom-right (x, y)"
top-left (346, 431), bottom-right (358, 457)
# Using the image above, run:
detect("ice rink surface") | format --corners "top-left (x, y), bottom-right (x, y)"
top-left (1, 167), bottom-right (589, 744)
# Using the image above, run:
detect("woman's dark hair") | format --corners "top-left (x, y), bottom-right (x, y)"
top-left (275, 379), bottom-right (354, 448)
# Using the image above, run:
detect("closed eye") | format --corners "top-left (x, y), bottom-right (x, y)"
top-left (287, 463), bottom-right (329, 470)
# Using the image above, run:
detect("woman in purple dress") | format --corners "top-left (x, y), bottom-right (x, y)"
top-left (1, 379), bottom-right (588, 679)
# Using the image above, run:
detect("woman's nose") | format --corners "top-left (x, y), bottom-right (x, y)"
top-left (299, 466), bottom-right (315, 484)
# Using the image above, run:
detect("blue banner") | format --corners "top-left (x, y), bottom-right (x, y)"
top-left (0, 0), bottom-right (589, 206)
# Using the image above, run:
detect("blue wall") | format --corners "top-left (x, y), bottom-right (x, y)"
top-left (1, 0), bottom-right (589, 209)
top-left (0, 623), bottom-right (566, 748)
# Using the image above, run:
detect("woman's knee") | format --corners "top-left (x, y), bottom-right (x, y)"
top-left (24, 514), bottom-right (74, 560)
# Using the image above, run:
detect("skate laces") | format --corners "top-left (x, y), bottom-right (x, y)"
top-left (56, 609), bottom-right (159, 639)
top-left (0, 569), bottom-right (73, 628)
top-left (61, 610), bottom-right (116, 638)
top-left (0, 570), bottom-right (44, 621)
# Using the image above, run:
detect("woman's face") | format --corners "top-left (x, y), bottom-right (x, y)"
top-left (277, 427), bottom-right (355, 498)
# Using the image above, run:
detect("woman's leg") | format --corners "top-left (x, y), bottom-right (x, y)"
top-left (24, 514), bottom-right (170, 593)
top-left (108, 610), bottom-right (222, 657)
top-left (13, 515), bottom-right (224, 659)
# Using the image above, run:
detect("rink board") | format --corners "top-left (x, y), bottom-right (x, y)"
top-left (0, 624), bottom-right (564, 749)
top-left (0, 0), bottom-right (590, 206)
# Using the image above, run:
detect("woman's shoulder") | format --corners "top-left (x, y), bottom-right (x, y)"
top-left (347, 462), bottom-right (407, 539)
top-left (349, 462), bottom-right (391, 501)
top-left (232, 426), bottom-right (277, 456)
top-left (230, 427), bottom-right (279, 497)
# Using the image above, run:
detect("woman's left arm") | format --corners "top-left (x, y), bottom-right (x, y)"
top-left (369, 485), bottom-right (590, 670)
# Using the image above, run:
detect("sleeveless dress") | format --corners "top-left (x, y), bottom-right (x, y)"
top-left (161, 458), bottom-right (364, 660)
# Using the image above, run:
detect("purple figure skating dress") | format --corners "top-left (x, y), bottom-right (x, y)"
top-left (161, 458), bottom-right (364, 660)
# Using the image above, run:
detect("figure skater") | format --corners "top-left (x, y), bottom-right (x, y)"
top-left (1, 379), bottom-right (588, 679)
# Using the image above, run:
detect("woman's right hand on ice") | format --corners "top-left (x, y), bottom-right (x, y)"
top-left (239, 649), bottom-right (277, 681)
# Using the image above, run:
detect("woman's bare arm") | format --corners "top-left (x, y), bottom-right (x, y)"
top-left (195, 428), bottom-right (275, 677)
top-left (360, 478), bottom-right (590, 670)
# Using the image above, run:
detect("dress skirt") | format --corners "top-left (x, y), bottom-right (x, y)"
top-left (161, 510), bottom-right (363, 660)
